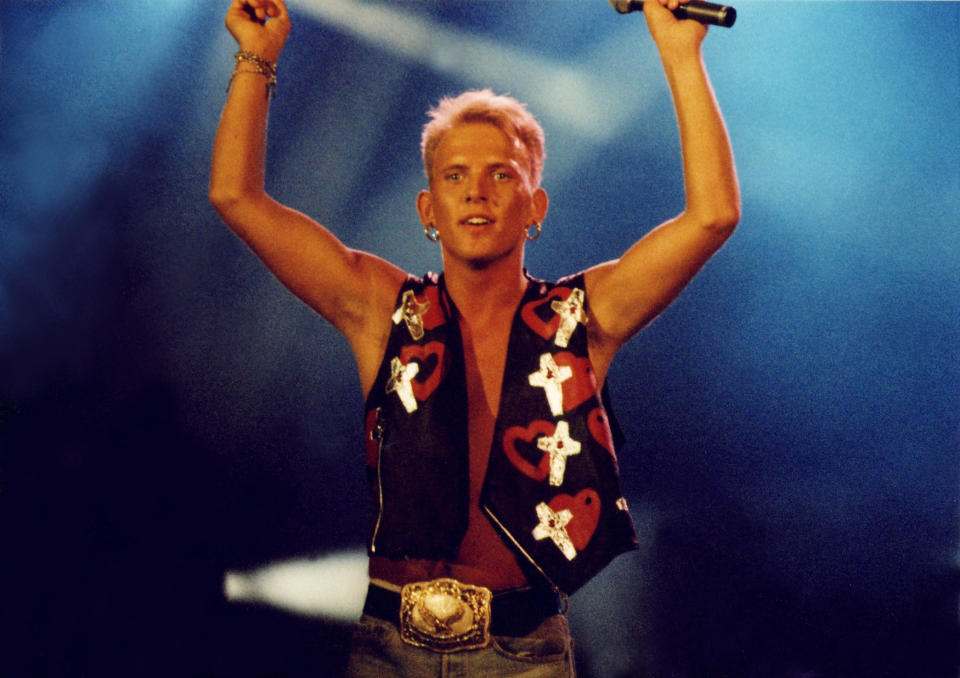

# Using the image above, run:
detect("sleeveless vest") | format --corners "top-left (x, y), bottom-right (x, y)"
top-left (363, 271), bottom-right (638, 594)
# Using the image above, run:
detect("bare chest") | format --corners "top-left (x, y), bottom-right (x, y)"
top-left (458, 314), bottom-right (513, 420)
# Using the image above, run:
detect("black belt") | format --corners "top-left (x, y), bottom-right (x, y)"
top-left (362, 582), bottom-right (565, 638)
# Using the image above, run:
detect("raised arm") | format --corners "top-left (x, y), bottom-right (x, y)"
top-left (209, 0), bottom-right (406, 394)
top-left (585, 0), bottom-right (740, 376)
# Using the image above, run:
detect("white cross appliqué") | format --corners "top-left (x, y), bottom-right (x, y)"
top-left (549, 288), bottom-right (586, 348)
top-left (385, 357), bottom-right (419, 413)
top-left (537, 421), bottom-right (581, 487)
top-left (527, 353), bottom-right (572, 416)
top-left (391, 290), bottom-right (431, 341)
top-left (532, 502), bottom-right (577, 560)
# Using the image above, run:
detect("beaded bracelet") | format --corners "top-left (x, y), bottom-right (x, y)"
top-left (228, 50), bottom-right (278, 98)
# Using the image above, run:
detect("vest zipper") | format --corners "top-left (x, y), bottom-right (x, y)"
top-left (482, 503), bottom-right (564, 601)
top-left (369, 407), bottom-right (386, 554)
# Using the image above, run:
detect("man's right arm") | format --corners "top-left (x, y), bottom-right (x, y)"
top-left (209, 0), bottom-right (406, 394)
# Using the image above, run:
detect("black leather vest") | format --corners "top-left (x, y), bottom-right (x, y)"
top-left (364, 272), bottom-right (638, 594)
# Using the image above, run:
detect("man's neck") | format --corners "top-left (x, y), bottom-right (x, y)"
top-left (441, 256), bottom-right (529, 321)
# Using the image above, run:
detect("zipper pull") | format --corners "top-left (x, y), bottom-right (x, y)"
top-left (368, 407), bottom-right (385, 441)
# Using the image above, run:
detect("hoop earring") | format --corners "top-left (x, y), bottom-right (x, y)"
top-left (424, 224), bottom-right (440, 242)
top-left (525, 222), bottom-right (542, 242)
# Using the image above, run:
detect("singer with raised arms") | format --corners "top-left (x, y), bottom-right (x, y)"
top-left (210, 0), bottom-right (739, 674)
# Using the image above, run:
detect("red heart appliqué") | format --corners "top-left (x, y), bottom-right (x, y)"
top-left (554, 352), bottom-right (598, 412)
top-left (502, 420), bottom-right (557, 482)
top-left (548, 489), bottom-right (601, 551)
top-left (418, 284), bottom-right (447, 332)
top-left (520, 287), bottom-right (574, 341)
top-left (587, 407), bottom-right (615, 456)
top-left (399, 341), bottom-right (446, 402)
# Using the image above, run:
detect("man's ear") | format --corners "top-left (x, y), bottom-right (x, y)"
top-left (416, 189), bottom-right (434, 227)
top-left (532, 187), bottom-right (549, 224)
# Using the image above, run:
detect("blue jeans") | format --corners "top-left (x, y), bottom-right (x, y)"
top-left (344, 612), bottom-right (576, 677)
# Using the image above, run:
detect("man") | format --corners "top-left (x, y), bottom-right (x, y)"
top-left (210, 0), bottom-right (739, 674)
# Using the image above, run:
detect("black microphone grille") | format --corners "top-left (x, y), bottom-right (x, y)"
top-left (609, 0), bottom-right (639, 14)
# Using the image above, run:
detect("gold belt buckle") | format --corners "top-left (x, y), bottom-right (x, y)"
top-left (399, 577), bottom-right (492, 652)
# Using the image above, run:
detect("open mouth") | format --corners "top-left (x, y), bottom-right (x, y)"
top-left (461, 216), bottom-right (493, 226)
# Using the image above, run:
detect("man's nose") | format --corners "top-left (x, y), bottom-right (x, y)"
top-left (464, 175), bottom-right (488, 202)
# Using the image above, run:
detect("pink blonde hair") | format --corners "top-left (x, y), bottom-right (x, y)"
top-left (421, 89), bottom-right (546, 187)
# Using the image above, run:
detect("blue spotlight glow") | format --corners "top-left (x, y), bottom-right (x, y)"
top-left (291, 0), bottom-right (661, 142)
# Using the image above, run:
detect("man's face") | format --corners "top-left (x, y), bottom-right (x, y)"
top-left (418, 121), bottom-right (547, 269)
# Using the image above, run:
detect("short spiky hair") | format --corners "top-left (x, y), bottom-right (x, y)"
top-left (421, 89), bottom-right (546, 188)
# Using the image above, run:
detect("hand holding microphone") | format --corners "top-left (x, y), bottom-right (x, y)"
top-left (610, 0), bottom-right (737, 28)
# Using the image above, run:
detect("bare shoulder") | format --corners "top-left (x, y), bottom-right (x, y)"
top-left (582, 261), bottom-right (623, 388)
top-left (582, 258), bottom-right (621, 338)
top-left (339, 251), bottom-right (408, 398)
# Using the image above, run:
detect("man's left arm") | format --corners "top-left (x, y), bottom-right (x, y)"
top-left (586, 0), bottom-right (740, 368)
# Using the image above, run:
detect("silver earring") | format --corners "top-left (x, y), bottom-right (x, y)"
top-left (424, 224), bottom-right (440, 242)
top-left (525, 222), bottom-right (542, 242)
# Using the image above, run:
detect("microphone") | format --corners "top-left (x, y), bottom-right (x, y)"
top-left (610, 0), bottom-right (737, 28)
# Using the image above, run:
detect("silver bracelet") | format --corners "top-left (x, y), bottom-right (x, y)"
top-left (228, 50), bottom-right (278, 98)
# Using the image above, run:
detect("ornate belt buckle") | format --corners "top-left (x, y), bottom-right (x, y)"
top-left (399, 578), bottom-right (492, 652)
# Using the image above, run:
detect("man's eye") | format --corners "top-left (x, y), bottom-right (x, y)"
top-left (445, 172), bottom-right (462, 181)
top-left (494, 171), bottom-right (511, 181)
